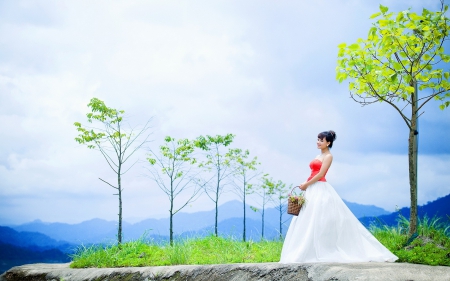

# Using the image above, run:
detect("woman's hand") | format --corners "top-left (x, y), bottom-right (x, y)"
top-left (299, 182), bottom-right (308, 191)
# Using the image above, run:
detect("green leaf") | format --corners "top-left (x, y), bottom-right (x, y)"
top-left (390, 73), bottom-right (398, 82)
top-left (409, 13), bottom-right (423, 21)
top-left (370, 12), bottom-right (381, 19)
top-left (338, 42), bottom-right (347, 49)
top-left (441, 54), bottom-right (450, 63)
top-left (379, 20), bottom-right (389, 27)
top-left (380, 4), bottom-right (389, 14)
top-left (393, 62), bottom-right (403, 71)
top-left (349, 43), bottom-right (359, 50)
top-left (444, 72), bottom-right (450, 80)
top-left (405, 86), bottom-right (415, 93)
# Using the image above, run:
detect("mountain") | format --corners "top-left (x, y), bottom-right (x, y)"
top-left (0, 227), bottom-right (73, 274)
top-left (9, 199), bottom-right (391, 244)
top-left (342, 200), bottom-right (390, 218)
top-left (0, 226), bottom-right (75, 253)
top-left (359, 193), bottom-right (450, 227)
top-left (12, 218), bottom-right (125, 244)
top-left (0, 242), bottom-right (70, 275)
top-left (127, 200), bottom-right (284, 240)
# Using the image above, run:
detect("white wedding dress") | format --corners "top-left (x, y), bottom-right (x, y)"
top-left (280, 159), bottom-right (398, 263)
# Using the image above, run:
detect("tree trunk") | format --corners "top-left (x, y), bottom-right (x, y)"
top-left (408, 128), bottom-right (418, 235)
top-left (279, 202), bottom-right (282, 240)
top-left (170, 207), bottom-right (174, 246)
top-left (215, 174), bottom-right (219, 237)
top-left (261, 205), bottom-right (265, 239)
top-left (408, 82), bottom-right (419, 235)
top-left (170, 181), bottom-right (174, 245)
top-left (118, 166), bottom-right (122, 245)
top-left (243, 183), bottom-right (246, 242)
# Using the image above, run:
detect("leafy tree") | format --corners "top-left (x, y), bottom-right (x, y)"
top-left (250, 175), bottom-right (275, 239)
top-left (194, 134), bottom-right (235, 236)
top-left (74, 98), bottom-right (152, 244)
top-left (147, 136), bottom-right (202, 245)
top-left (272, 180), bottom-right (290, 240)
top-left (336, 2), bottom-right (450, 235)
top-left (227, 148), bottom-right (261, 241)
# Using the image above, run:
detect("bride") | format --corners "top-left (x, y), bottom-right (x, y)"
top-left (280, 130), bottom-right (398, 263)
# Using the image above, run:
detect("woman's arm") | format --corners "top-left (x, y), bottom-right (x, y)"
top-left (300, 154), bottom-right (333, 190)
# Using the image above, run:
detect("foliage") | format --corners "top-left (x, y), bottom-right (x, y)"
top-left (227, 148), bottom-right (260, 191)
top-left (74, 98), bottom-right (125, 149)
top-left (336, 3), bottom-right (450, 112)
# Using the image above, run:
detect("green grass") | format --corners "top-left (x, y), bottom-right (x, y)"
top-left (70, 235), bottom-right (283, 268)
top-left (371, 215), bottom-right (450, 266)
top-left (71, 216), bottom-right (450, 268)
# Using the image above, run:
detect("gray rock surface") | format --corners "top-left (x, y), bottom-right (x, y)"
top-left (1, 262), bottom-right (449, 281)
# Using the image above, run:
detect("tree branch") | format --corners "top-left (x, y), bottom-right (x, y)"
top-left (99, 177), bottom-right (118, 190)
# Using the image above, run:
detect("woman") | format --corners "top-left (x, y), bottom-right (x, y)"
top-left (280, 130), bottom-right (398, 263)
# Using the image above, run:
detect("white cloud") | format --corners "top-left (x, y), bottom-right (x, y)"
top-left (0, 0), bottom-right (449, 225)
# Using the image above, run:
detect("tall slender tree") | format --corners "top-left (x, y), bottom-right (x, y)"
top-left (146, 136), bottom-right (202, 245)
top-left (272, 180), bottom-right (290, 240)
top-left (194, 134), bottom-right (235, 236)
top-left (336, 2), bottom-right (450, 235)
top-left (250, 175), bottom-right (275, 239)
top-left (74, 97), bottom-right (152, 244)
top-left (228, 148), bottom-right (261, 241)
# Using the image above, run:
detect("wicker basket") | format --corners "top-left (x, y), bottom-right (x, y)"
top-left (287, 186), bottom-right (304, 216)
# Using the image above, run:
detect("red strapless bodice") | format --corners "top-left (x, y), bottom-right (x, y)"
top-left (307, 159), bottom-right (327, 182)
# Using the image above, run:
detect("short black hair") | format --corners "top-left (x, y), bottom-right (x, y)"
top-left (318, 130), bottom-right (337, 148)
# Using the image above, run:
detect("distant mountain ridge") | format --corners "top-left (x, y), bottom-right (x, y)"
top-left (342, 200), bottom-right (389, 218)
top-left (0, 227), bottom-right (73, 275)
top-left (9, 199), bottom-right (391, 244)
top-left (359, 193), bottom-right (450, 227)
top-left (0, 242), bottom-right (71, 275)
top-left (0, 226), bottom-right (75, 253)
top-left (7, 194), bottom-right (449, 245)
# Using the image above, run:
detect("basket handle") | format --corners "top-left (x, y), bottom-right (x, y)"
top-left (289, 186), bottom-right (301, 195)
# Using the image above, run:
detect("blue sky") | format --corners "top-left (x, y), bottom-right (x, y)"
top-left (0, 0), bottom-right (449, 225)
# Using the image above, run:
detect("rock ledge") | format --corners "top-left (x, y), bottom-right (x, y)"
top-left (1, 262), bottom-right (449, 281)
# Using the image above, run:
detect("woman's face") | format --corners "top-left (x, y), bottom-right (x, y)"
top-left (317, 137), bottom-right (330, 150)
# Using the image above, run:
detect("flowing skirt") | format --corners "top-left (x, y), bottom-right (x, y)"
top-left (280, 181), bottom-right (398, 263)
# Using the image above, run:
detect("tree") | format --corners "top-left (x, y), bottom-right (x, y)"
top-left (272, 180), bottom-right (290, 240)
top-left (250, 175), bottom-right (275, 239)
top-left (227, 148), bottom-right (261, 241)
top-left (74, 98), bottom-right (152, 244)
top-left (194, 134), bottom-right (235, 237)
top-left (146, 136), bottom-right (202, 245)
top-left (336, 2), bottom-right (450, 235)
